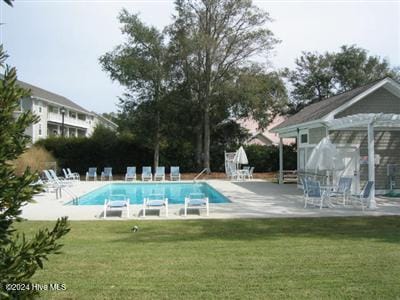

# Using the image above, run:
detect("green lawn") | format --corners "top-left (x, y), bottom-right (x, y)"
top-left (15, 217), bottom-right (400, 299)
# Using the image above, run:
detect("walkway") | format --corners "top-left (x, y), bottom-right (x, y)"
top-left (21, 180), bottom-right (400, 220)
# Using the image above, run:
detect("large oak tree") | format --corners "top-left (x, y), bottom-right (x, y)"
top-left (169, 0), bottom-right (281, 171)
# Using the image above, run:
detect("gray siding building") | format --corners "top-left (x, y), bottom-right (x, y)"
top-left (271, 77), bottom-right (400, 206)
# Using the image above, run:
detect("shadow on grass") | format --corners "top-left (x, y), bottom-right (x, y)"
top-left (108, 216), bottom-right (400, 245)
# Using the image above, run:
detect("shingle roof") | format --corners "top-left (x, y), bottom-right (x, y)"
top-left (272, 78), bottom-right (386, 131)
top-left (17, 80), bottom-right (90, 113)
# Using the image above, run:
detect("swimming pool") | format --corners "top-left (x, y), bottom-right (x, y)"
top-left (70, 182), bottom-right (231, 205)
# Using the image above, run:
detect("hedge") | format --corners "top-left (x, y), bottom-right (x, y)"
top-left (36, 137), bottom-right (297, 175)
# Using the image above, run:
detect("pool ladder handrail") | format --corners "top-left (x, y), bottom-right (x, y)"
top-left (193, 168), bottom-right (209, 182)
top-left (61, 185), bottom-right (79, 204)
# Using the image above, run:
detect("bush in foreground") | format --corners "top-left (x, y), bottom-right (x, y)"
top-left (0, 46), bottom-right (70, 299)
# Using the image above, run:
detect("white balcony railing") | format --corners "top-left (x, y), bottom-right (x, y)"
top-left (47, 112), bottom-right (89, 128)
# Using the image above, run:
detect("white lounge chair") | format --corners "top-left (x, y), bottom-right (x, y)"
top-left (62, 168), bottom-right (78, 182)
top-left (154, 166), bottom-right (165, 181)
top-left (142, 166), bottom-right (152, 181)
top-left (143, 193), bottom-right (168, 217)
top-left (86, 167), bottom-right (97, 181)
top-left (49, 169), bottom-right (73, 187)
top-left (101, 167), bottom-right (113, 181)
top-left (42, 170), bottom-right (62, 199)
top-left (104, 194), bottom-right (130, 218)
top-left (170, 166), bottom-right (181, 181)
top-left (184, 193), bottom-right (209, 216)
top-left (125, 166), bottom-right (136, 181)
top-left (67, 168), bottom-right (80, 181)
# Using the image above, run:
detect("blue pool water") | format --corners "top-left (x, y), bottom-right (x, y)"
top-left (70, 182), bottom-right (231, 205)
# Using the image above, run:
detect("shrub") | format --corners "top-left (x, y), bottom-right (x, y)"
top-left (245, 144), bottom-right (297, 172)
top-left (13, 145), bottom-right (56, 176)
top-left (0, 45), bottom-right (69, 299)
top-left (37, 135), bottom-right (297, 174)
top-left (36, 136), bottom-right (153, 175)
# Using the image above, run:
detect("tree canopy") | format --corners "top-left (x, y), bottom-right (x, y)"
top-left (285, 45), bottom-right (400, 113)
top-left (100, 9), bottom-right (172, 169)
top-left (101, 0), bottom-right (288, 170)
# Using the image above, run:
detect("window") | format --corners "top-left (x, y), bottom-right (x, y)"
top-left (69, 111), bottom-right (76, 118)
top-left (38, 124), bottom-right (42, 136)
top-left (300, 134), bottom-right (308, 144)
top-left (49, 106), bottom-right (58, 113)
top-left (37, 101), bottom-right (42, 113)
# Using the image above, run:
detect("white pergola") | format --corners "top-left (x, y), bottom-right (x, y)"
top-left (278, 113), bottom-right (400, 209)
top-left (326, 113), bottom-right (400, 208)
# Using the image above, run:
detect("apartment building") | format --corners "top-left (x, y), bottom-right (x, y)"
top-left (14, 80), bottom-right (118, 143)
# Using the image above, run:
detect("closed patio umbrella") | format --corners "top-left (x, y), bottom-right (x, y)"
top-left (233, 146), bottom-right (248, 168)
top-left (306, 137), bottom-right (345, 184)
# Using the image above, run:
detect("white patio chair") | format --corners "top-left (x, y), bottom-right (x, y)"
top-left (350, 181), bottom-right (374, 211)
top-left (86, 167), bottom-right (97, 181)
top-left (304, 179), bottom-right (326, 209)
top-left (101, 167), bottom-right (113, 181)
top-left (184, 193), bottom-right (209, 216)
top-left (228, 165), bottom-right (240, 181)
top-left (170, 166), bottom-right (181, 181)
top-left (248, 167), bottom-right (254, 179)
top-left (125, 166), bottom-right (136, 181)
top-left (154, 166), bottom-right (165, 181)
top-left (142, 166), bottom-right (152, 181)
top-left (330, 177), bottom-right (352, 205)
top-left (242, 166), bottom-right (254, 180)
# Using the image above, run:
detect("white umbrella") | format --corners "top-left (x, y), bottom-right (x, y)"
top-left (306, 137), bottom-right (345, 184)
top-left (233, 146), bottom-right (248, 168)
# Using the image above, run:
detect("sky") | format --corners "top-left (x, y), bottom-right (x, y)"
top-left (1, 0), bottom-right (399, 114)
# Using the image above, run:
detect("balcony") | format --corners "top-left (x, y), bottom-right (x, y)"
top-left (47, 112), bottom-right (89, 129)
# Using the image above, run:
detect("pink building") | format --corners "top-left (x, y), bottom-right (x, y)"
top-left (238, 116), bottom-right (295, 146)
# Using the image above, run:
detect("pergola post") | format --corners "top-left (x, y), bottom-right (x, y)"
top-left (367, 121), bottom-right (376, 209)
top-left (279, 137), bottom-right (283, 184)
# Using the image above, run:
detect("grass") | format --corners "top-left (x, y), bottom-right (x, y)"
top-left (14, 217), bottom-right (400, 299)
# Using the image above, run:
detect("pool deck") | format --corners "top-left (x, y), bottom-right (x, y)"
top-left (22, 180), bottom-right (400, 220)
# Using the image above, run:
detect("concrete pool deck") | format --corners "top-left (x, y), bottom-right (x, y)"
top-left (22, 180), bottom-right (400, 220)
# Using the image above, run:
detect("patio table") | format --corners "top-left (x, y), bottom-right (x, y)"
top-left (237, 169), bottom-right (250, 181)
top-left (320, 185), bottom-right (337, 208)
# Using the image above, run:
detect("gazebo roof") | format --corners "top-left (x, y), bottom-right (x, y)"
top-left (325, 113), bottom-right (400, 130)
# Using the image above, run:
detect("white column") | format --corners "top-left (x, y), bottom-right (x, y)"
top-left (367, 122), bottom-right (376, 208)
top-left (297, 130), bottom-right (300, 186)
top-left (279, 137), bottom-right (283, 184)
